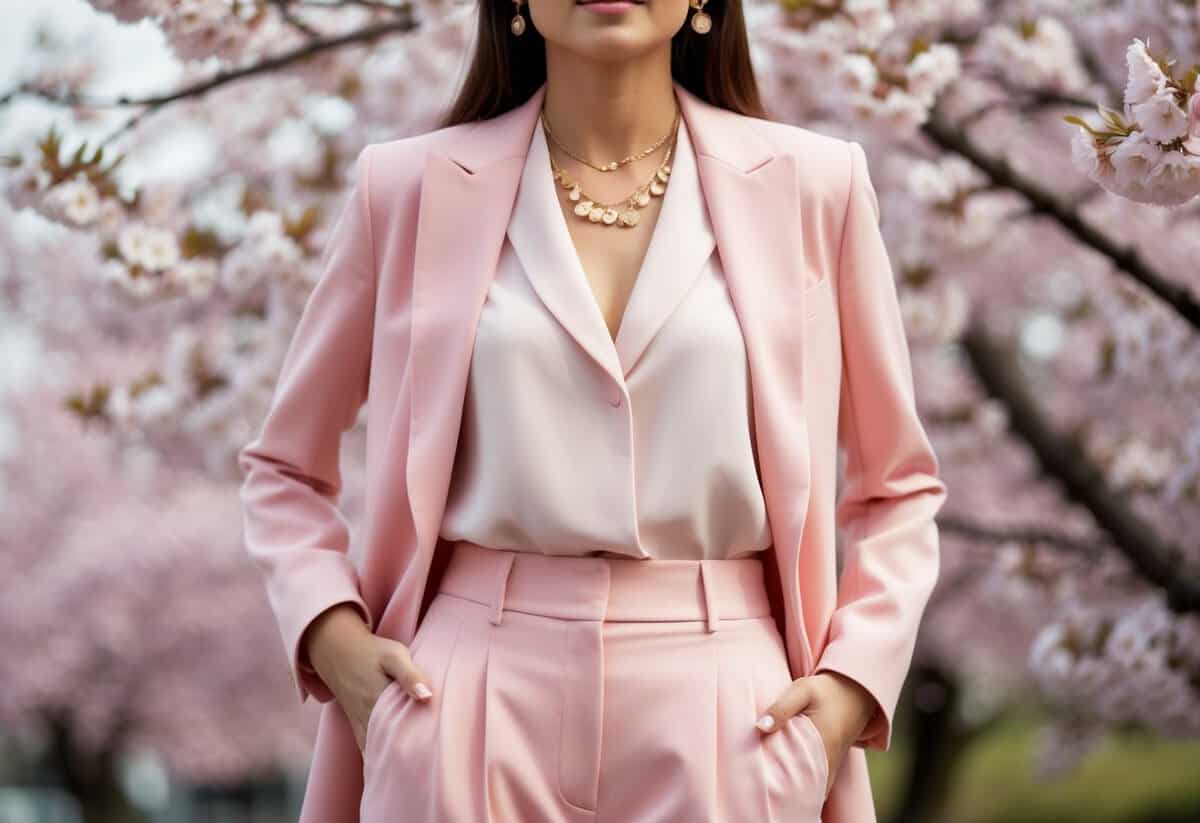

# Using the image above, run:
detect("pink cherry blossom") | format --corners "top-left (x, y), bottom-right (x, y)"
top-left (1, 1), bottom-right (1198, 812)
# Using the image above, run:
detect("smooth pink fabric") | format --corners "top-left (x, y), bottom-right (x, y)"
top-left (439, 110), bottom-right (773, 561)
top-left (360, 540), bottom-right (828, 823)
top-left (237, 79), bottom-right (947, 823)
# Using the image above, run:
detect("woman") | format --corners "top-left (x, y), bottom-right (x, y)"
top-left (237, 0), bottom-right (947, 820)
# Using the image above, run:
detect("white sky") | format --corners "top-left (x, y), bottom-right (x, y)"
top-left (0, 0), bottom-right (180, 152)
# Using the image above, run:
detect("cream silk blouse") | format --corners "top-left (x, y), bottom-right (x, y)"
top-left (437, 112), bottom-right (773, 561)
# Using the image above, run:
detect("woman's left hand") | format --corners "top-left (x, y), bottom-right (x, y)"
top-left (755, 671), bottom-right (876, 797)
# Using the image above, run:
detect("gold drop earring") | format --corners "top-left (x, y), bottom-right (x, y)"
top-left (511, 0), bottom-right (526, 35)
top-left (689, 0), bottom-right (711, 34)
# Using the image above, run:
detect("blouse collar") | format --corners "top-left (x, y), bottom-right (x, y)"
top-left (506, 107), bottom-right (717, 382)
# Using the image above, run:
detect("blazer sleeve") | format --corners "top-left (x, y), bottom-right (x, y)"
top-left (237, 144), bottom-right (378, 705)
top-left (812, 140), bottom-right (947, 752)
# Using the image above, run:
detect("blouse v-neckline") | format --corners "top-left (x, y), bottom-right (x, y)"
top-left (506, 109), bottom-right (716, 385)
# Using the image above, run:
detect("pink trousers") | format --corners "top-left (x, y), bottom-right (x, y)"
top-left (359, 540), bottom-right (829, 822)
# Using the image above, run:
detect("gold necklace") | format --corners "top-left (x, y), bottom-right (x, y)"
top-left (542, 106), bottom-right (679, 172)
top-left (543, 112), bottom-right (678, 229)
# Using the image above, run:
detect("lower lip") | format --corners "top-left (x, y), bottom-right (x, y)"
top-left (578, 1), bottom-right (642, 12)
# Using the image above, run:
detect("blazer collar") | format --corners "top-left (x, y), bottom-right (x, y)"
top-left (441, 80), bottom-right (776, 176)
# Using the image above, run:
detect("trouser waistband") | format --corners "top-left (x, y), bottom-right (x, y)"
top-left (438, 540), bottom-right (773, 633)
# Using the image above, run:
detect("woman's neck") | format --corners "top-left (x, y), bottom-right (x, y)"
top-left (541, 49), bottom-right (678, 162)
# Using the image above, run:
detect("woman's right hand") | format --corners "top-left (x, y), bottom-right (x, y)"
top-left (304, 603), bottom-right (435, 752)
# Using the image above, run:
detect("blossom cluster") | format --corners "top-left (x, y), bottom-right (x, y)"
top-left (89, 0), bottom-right (265, 60)
top-left (750, 0), bottom-right (961, 134)
top-left (1029, 595), bottom-right (1200, 739)
top-left (1, 0), bottom-right (1198, 791)
top-left (1069, 38), bottom-right (1200, 205)
top-left (974, 16), bottom-right (1090, 92)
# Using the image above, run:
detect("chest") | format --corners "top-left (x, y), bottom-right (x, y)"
top-left (559, 177), bottom-right (667, 343)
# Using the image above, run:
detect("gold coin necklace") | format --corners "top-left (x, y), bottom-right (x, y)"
top-left (542, 108), bottom-right (680, 229)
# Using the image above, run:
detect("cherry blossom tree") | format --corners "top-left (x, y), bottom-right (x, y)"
top-left (0, 201), bottom-right (376, 820)
top-left (2, 0), bottom-right (1198, 820)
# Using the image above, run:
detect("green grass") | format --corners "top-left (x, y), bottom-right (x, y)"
top-left (866, 705), bottom-right (1200, 823)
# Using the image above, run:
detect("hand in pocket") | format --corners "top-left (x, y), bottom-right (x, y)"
top-left (336, 633), bottom-right (436, 753)
top-left (756, 674), bottom-right (855, 799)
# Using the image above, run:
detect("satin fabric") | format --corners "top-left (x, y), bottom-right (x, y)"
top-left (359, 540), bottom-right (828, 823)
top-left (439, 113), bottom-right (772, 561)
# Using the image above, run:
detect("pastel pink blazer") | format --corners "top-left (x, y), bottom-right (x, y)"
top-left (237, 79), bottom-right (947, 823)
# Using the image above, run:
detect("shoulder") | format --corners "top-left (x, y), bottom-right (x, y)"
top-left (766, 119), bottom-right (857, 198)
top-left (753, 116), bottom-right (851, 164)
top-left (738, 115), bottom-right (861, 225)
top-left (722, 114), bottom-right (876, 283)
top-left (353, 123), bottom-right (479, 211)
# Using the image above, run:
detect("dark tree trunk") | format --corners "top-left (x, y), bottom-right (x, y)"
top-left (44, 712), bottom-right (147, 823)
top-left (885, 661), bottom-right (971, 823)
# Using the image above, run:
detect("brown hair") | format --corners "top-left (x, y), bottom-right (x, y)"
top-left (437, 0), bottom-right (769, 128)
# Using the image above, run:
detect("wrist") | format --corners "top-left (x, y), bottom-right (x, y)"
top-left (816, 671), bottom-right (876, 732)
top-left (305, 602), bottom-right (372, 675)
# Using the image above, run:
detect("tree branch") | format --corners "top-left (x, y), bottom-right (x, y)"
top-left (920, 105), bottom-right (1200, 333)
top-left (271, 0), bottom-right (322, 39)
top-left (0, 14), bottom-right (417, 111)
top-left (936, 514), bottom-right (1104, 556)
top-left (297, 0), bottom-right (412, 9)
top-left (960, 318), bottom-right (1200, 613)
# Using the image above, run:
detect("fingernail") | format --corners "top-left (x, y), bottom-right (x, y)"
top-left (756, 714), bottom-right (775, 731)
top-left (413, 682), bottom-right (432, 699)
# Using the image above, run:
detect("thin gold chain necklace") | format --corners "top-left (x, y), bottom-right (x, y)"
top-left (542, 106), bottom-right (678, 172)
top-left (543, 110), bottom-right (679, 229)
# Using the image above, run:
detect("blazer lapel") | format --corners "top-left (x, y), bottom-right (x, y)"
top-left (506, 118), bottom-right (625, 384)
top-left (405, 85), bottom-right (547, 552)
top-left (404, 81), bottom-right (814, 676)
top-left (679, 83), bottom-right (816, 673)
top-left (611, 112), bottom-right (715, 377)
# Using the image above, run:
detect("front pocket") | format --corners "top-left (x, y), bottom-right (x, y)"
top-left (360, 595), bottom-right (458, 792)
top-left (363, 679), bottom-right (403, 760)
top-left (792, 711), bottom-right (831, 798)
top-left (758, 710), bottom-right (828, 820)
top-left (749, 621), bottom-right (827, 822)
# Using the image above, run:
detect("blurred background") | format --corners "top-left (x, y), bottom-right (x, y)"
top-left (1, 0), bottom-right (1199, 821)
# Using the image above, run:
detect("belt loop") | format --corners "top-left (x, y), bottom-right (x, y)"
top-left (699, 560), bottom-right (720, 633)
top-left (490, 551), bottom-right (517, 626)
